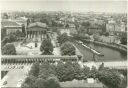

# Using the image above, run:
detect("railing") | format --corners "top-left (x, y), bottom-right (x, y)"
top-left (1, 55), bottom-right (79, 64)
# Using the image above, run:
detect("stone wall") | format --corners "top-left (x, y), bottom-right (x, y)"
top-left (83, 39), bottom-right (127, 52)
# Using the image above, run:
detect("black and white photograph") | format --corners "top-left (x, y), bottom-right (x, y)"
top-left (0, 0), bottom-right (127, 88)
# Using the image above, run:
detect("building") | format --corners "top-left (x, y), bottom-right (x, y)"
top-left (106, 21), bottom-right (127, 36)
top-left (88, 24), bottom-right (102, 34)
top-left (106, 23), bottom-right (115, 34)
top-left (106, 19), bottom-right (116, 33)
top-left (1, 19), bottom-right (22, 35)
top-left (26, 22), bottom-right (48, 41)
top-left (14, 16), bottom-right (28, 26)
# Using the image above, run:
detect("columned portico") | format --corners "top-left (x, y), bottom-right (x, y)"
top-left (26, 22), bottom-right (48, 41)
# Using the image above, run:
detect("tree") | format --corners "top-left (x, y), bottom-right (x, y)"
top-left (103, 32), bottom-right (109, 36)
top-left (98, 63), bottom-right (104, 71)
top-left (120, 33), bottom-right (127, 45)
top-left (98, 67), bottom-right (122, 88)
top-left (27, 18), bottom-right (31, 26)
top-left (15, 30), bottom-right (25, 38)
top-left (74, 20), bottom-right (79, 31)
top-left (39, 62), bottom-right (56, 79)
top-left (89, 66), bottom-right (98, 78)
top-left (29, 62), bottom-right (40, 77)
top-left (22, 24), bottom-right (26, 35)
top-left (40, 39), bottom-right (53, 55)
top-left (23, 75), bottom-right (36, 88)
top-left (2, 43), bottom-right (16, 55)
top-left (72, 62), bottom-right (83, 80)
top-left (51, 20), bottom-right (58, 27)
top-left (81, 21), bottom-right (90, 29)
top-left (45, 76), bottom-right (61, 88)
top-left (60, 42), bottom-right (76, 56)
top-left (3, 13), bottom-right (9, 19)
top-left (55, 61), bottom-right (66, 81)
top-left (57, 33), bottom-right (69, 45)
top-left (8, 33), bottom-right (17, 42)
top-left (21, 83), bottom-right (30, 88)
top-left (65, 24), bottom-right (69, 28)
top-left (56, 61), bottom-right (75, 82)
top-left (82, 66), bottom-right (90, 79)
top-left (1, 28), bottom-right (7, 40)
top-left (40, 16), bottom-right (51, 26)
top-left (93, 34), bottom-right (100, 41)
top-left (34, 78), bottom-right (46, 88)
top-left (1, 37), bottom-right (10, 47)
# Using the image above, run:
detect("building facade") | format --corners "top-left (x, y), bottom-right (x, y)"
top-left (1, 19), bottom-right (22, 35)
top-left (26, 22), bottom-right (48, 41)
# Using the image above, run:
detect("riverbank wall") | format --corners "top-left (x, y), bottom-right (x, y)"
top-left (82, 39), bottom-right (127, 52)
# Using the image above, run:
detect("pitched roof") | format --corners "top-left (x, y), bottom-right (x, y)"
top-left (1, 19), bottom-right (21, 28)
top-left (28, 22), bottom-right (47, 28)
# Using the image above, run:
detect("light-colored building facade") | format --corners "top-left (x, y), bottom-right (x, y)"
top-left (1, 19), bottom-right (22, 35)
top-left (26, 22), bottom-right (48, 41)
top-left (106, 20), bottom-right (126, 34)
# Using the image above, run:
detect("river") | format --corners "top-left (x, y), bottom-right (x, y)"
top-left (73, 41), bottom-right (127, 62)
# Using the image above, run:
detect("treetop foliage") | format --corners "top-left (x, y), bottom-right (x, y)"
top-left (2, 43), bottom-right (16, 55)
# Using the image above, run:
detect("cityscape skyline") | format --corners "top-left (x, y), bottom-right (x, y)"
top-left (0, 0), bottom-right (127, 13)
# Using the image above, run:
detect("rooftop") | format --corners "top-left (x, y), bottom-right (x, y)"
top-left (16, 17), bottom-right (28, 21)
top-left (28, 22), bottom-right (47, 28)
top-left (1, 20), bottom-right (21, 28)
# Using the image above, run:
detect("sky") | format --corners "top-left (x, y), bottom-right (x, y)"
top-left (0, 0), bottom-right (127, 13)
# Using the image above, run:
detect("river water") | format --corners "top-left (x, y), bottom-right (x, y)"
top-left (73, 41), bottom-right (127, 62)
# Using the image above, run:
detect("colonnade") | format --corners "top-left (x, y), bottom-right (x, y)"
top-left (26, 31), bottom-right (47, 41)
